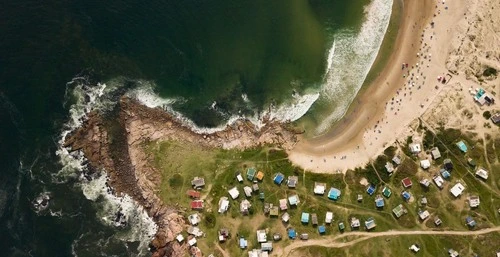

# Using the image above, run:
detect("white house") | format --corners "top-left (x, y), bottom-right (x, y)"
top-left (188, 213), bottom-right (200, 225)
top-left (228, 187), bottom-right (240, 199)
top-left (218, 197), bottom-right (230, 213)
top-left (450, 183), bottom-right (465, 197)
top-left (256, 230), bottom-right (267, 243)
top-left (188, 237), bottom-right (197, 246)
top-left (420, 159), bottom-right (431, 169)
top-left (468, 196), bottom-right (480, 208)
top-left (431, 147), bottom-right (441, 159)
top-left (244, 186), bottom-right (253, 198)
top-left (418, 210), bottom-right (430, 220)
top-left (475, 168), bottom-right (488, 180)
top-left (314, 182), bottom-right (326, 195)
top-left (433, 175), bottom-right (444, 189)
top-left (409, 143), bottom-right (422, 154)
top-left (325, 212), bottom-right (333, 224)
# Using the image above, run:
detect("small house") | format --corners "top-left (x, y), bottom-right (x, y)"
top-left (410, 244), bottom-right (421, 253)
top-left (385, 162), bottom-right (394, 174)
top-left (259, 192), bottom-right (265, 200)
top-left (409, 143), bottom-right (422, 154)
top-left (279, 199), bottom-right (288, 210)
top-left (382, 186), bottom-right (392, 198)
top-left (228, 187), bottom-right (240, 199)
top-left (440, 169), bottom-right (451, 179)
top-left (420, 179), bottom-right (431, 188)
top-left (218, 228), bottom-right (230, 242)
top-left (191, 177), bottom-right (205, 188)
top-left (187, 226), bottom-right (203, 237)
top-left (239, 237), bottom-right (248, 249)
top-left (351, 217), bottom-right (360, 229)
top-left (392, 204), bottom-right (405, 218)
top-left (465, 216), bottom-right (476, 228)
top-left (402, 177), bottom-right (413, 188)
top-left (314, 182), bottom-right (326, 195)
top-left (188, 213), bottom-right (200, 225)
top-left (311, 213), bottom-right (318, 226)
top-left (420, 159), bottom-right (431, 170)
top-left (402, 191), bottom-right (411, 202)
top-left (421, 197), bottom-right (428, 205)
top-left (431, 147), bottom-right (441, 159)
top-left (338, 222), bottom-right (345, 231)
top-left (434, 216), bottom-right (442, 226)
top-left (365, 217), bottom-right (376, 230)
top-left (375, 195), bottom-right (385, 208)
top-left (282, 212), bottom-right (290, 223)
top-left (256, 171), bottom-right (264, 181)
top-left (256, 230), bottom-right (267, 243)
top-left (240, 199), bottom-right (252, 215)
top-left (236, 173), bottom-right (243, 183)
top-left (261, 242), bottom-right (273, 252)
top-left (191, 200), bottom-right (204, 210)
top-left (450, 183), bottom-right (465, 198)
top-left (252, 183), bottom-right (259, 192)
top-left (467, 158), bottom-right (477, 167)
top-left (418, 210), bottom-right (430, 220)
top-left (468, 195), bottom-right (480, 208)
top-left (187, 190), bottom-right (201, 199)
top-left (287, 229), bottom-right (296, 239)
top-left (269, 206), bottom-right (279, 217)
top-left (263, 203), bottom-right (270, 214)
top-left (392, 155), bottom-right (402, 165)
top-left (273, 233), bottom-right (282, 241)
top-left (247, 168), bottom-right (256, 181)
top-left (244, 186), bottom-right (253, 198)
top-left (299, 233), bottom-right (309, 240)
top-left (287, 176), bottom-right (298, 188)
top-left (188, 237), bottom-right (197, 246)
top-left (273, 173), bottom-right (285, 185)
top-left (433, 175), bottom-right (444, 189)
top-left (475, 168), bottom-right (488, 180)
top-left (443, 159), bottom-right (453, 171)
top-left (456, 141), bottom-right (468, 153)
top-left (448, 249), bottom-right (459, 257)
top-left (301, 212), bottom-right (310, 224)
top-left (318, 225), bottom-right (326, 234)
top-left (325, 212), bottom-right (333, 224)
top-left (288, 194), bottom-right (300, 206)
top-left (176, 234), bottom-right (185, 243)
top-left (327, 187), bottom-right (341, 200)
top-left (357, 194), bottom-right (363, 202)
top-left (366, 184), bottom-right (376, 196)
top-left (218, 197), bottom-right (229, 213)
top-left (491, 112), bottom-right (500, 124)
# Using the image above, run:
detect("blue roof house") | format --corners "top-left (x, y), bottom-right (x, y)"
top-left (367, 185), bottom-right (376, 196)
top-left (466, 217), bottom-right (476, 228)
top-left (288, 229), bottom-right (296, 239)
top-left (375, 195), bottom-right (385, 208)
top-left (273, 173), bottom-right (284, 185)
top-left (440, 169), bottom-right (451, 179)
top-left (318, 225), bottom-right (326, 234)
top-left (301, 212), bottom-right (310, 224)
top-left (402, 191), bottom-right (411, 202)
top-left (328, 187), bottom-right (341, 200)
top-left (239, 237), bottom-right (248, 249)
top-left (456, 141), bottom-right (468, 153)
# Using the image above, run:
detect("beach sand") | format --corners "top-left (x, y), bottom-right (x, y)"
top-left (288, 0), bottom-right (498, 173)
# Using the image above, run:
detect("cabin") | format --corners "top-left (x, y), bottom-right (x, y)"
top-left (282, 212), bottom-right (290, 223)
top-left (239, 237), bottom-right (248, 249)
top-left (314, 182), bottom-right (326, 195)
top-left (443, 159), bottom-right (453, 171)
top-left (410, 244), bottom-right (421, 253)
top-left (328, 187), bottom-right (341, 200)
top-left (357, 194), bottom-right (363, 202)
top-left (468, 195), bottom-right (480, 208)
top-left (338, 222), bottom-right (345, 231)
top-left (256, 230), bottom-right (267, 243)
top-left (366, 185), bottom-right (376, 196)
top-left (218, 228), bottom-right (230, 242)
top-left (287, 176), bottom-right (298, 188)
top-left (273, 233), bottom-right (282, 241)
top-left (288, 194), bottom-right (300, 206)
top-left (236, 172), bottom-right (243, 183)
top-left (418, 210), bottom-right (430, 220)
top-left (248, 249), bottom-right (267, 257)
top-left (256, 171), bottom-right (264, 181)
top-left (392, 204), bottom-right (405, 218)
top-left (287, 229), bottom-right (296, 239)
top-left (252, 183), bottom-right (259, 192)
top-left (318, 225), bottom-right (326, 234)
top-left (420, 159), bottom-right (431, 170)
top-left (421, 197), bottom-right (428, 205)
top-left (385, 162), bottom-right (394, 174)
top-left (456, 141), bottom-right (468, 153)
top-left (273, 173), bottom-right (285, 185)
top-left (191, 177), bottom-right (205, 188)
top-left (375, 195), bottom-right (385, 208)
top-left (325, 212), bottom-right (333, 224)
top-left (279, 199), bottom-right (288, 210)
top-left (365, 217), bottom-right (376, 230)
top-left (228, 187), bottom-right (240, 199)
top-left (176, 234), bottom-right (184, 243)
top-left (475, 168), bottom-right (488, 180)
top-left (269, 206), bottom-right (279, 217)
top-left (187, 190), bottom-right (201, 199)
top-left (402, 191), bottom-right (411, 202)
top-left (311, 213), bottom-right (318, 226)
top-left (434, 216), bottom-right (442, 226)
top-left (351, 217), bottom-right (360, 229)
top-left (244, 186), bottom-right (253, 198)
top-left (247, 168), bottom-right (256, 181)
top-left (299, 233), bottom-right (309, 240)
top-left (191, 200), bottom-right (204, 210)
top-left (491, 112), bottom-right (500, 124)
top-left (259, 192), bottom-right (265, 200)
top-left (402, 177), bottom-right (413, 188)
top-left (448, 249), bottom-right (459, 257)
top-left (261, 242), bottom-right (273, 252)
top-left (420, 179), bottom-right (431, 188)
top-left (431, 147), bottom-right (441, 159)
top-left (240, 199), bottom-right (252, 215)
top-left (188, 237), bottom-right (197, 246)
top-left (188, 226), bottom-right (203, 237)
top-left (450, 183), bottom-right (465, 198)
top-left (301, 212), bottom-right (310, 224)
top-left (263, 203), bottom-right (270, 214)
top-left (433, 175), bottom-right (445, 189)
top-left (466, 216), bottom-right (476, 228)
top-left (440, 169), bottom-right (451, 179)
top-left (392, 155), bottom-right (402, 165)
top-left (218, 197), bottom-right (229, 213)
top-left (382, 186), bottom-right (392, 198)
top-left (409, 143), bottom-right (422, 154)
top-left (188, 213), bottom-right (200, 225)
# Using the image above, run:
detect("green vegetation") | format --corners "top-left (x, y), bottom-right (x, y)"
top-left (483, 67), bottom-right (497, 77)
top-left (483, 111), bottom-right (492, 120)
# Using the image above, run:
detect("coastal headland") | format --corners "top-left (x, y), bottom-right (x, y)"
top-left (63, 0), bottom-right (500, 256)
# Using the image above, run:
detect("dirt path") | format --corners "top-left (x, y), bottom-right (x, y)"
top-left (279, 226), bottom-right (500, 257)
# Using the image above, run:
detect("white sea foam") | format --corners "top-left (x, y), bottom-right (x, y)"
top-left (315, 0), bottom-right (393, 134)
top-left (325, 39), bottom-right (336, 76)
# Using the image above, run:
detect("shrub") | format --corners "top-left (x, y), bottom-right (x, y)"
top-left (483, 111), bottom-right (492, 120)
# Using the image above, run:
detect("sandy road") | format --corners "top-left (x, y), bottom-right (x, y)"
top-left (278, 226), bottom-right (500, 257)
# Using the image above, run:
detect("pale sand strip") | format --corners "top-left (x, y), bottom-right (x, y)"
top-left (288, 0), bottom-right (469, 173)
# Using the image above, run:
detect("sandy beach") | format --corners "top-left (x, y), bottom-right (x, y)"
top-left (288, 0), bottom-right (499, 173)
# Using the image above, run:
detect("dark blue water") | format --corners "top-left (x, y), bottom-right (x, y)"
top-left (0, 1), bottom-right (369, 256)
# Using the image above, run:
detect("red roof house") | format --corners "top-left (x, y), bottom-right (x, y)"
top-left (187, 190), bottom-right (201, 199)
top-left (402, 177), bottom-right (413, 188)
top-left (191, 200), bottom-right (204, 210)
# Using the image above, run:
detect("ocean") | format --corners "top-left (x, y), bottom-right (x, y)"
top-left (0, 0), bottom-right (391, 256)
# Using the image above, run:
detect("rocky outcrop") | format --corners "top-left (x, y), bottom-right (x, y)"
top-left (64, 96), bottom-right (298, 257)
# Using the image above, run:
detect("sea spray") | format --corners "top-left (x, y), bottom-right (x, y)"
top-left (315, 0), bottom-right (393, 134)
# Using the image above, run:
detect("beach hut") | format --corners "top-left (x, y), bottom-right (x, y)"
top-left (440, 169), bottom-right (451, 179)
top-left (273, 173), bottom-right (284, 185)
top-left (256, 230), bottom-right (267, 243)
top-left (301, 212), bottom-right (310, 224)
top-left (256, 171), bottom-right (264, 181)
top-left (318, 225), bottom-right (326, 234)
top-left (375, 195), bottom-right (384, 208)
top-left (392, 204), bottom-right (405, 218)
top-left (402, 177), bottom-right (413, 188)
top-left (327, 187), bottom-right (341, 200)
top-left (218, 197), bottom-right (229, 213)
top-left (338, 222), bottom-right (345, 231)
top-left (287, 176), bottom-right (298, 188)
top-left (366, 185), bottom-right (376, 196)
top-left (314, 182), bottom-right (326, 195)
top-left (311, 213), bottom-right (318, 226)
top-left (325, 212), bottom-right (333, 224)
top-left (456, 141), bottom-right (468, 153)
top-left (465, 216), bottom-right (476, 228)
top-left (382, 186), bottom-right (392, 198)
top-left (450, 183), bottom-right (465, 197)
top-left (247, 168), bottom-right (256, 181)
top-left (420, 159), bottom-right (431, 170)
top-left (365, 217), bottom-right (376, 230)
top-left (288, 194), bottom-right (300, 206)
top-left (287, 229), bottom-right (296, 239)
top-left (475, 168), bottom-right (488, 180)
top-left (402, 191), bottom-right (411, 202)
top-left (228, 187), bottom-right (240, 199)
top-left (239, 237), bottom-right (248, 249)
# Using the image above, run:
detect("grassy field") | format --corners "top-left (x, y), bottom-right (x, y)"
top-left (146, 125), bottom-right (500, 256)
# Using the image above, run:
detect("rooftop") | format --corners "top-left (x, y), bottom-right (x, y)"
top-left (301, 212), bottom-right (310, 223)
top-left (431, 147), bottom-right (441, 159)
top-left (475, 168), bottom-right (488, 180)
top-left (392, 204), bottom-right (405, 218)
top-left (402, 177), bottom-right (413, 188)
top-left (367, 185), bottom-right (376, 195)
top-left (456, 141), bottom-right (468, 153)
top-left (450, 183), bottom-right (465, 197)
top-left (314, 182), bottom-right (326, 195)
top-left (273, 173), bottom-right (285, 185)
top-left (287, 176), bottom-right (298, 188)
top-left (328, 187), bottom-right (341, 200)
top-left (382, 186), bottom-right (392, 198)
